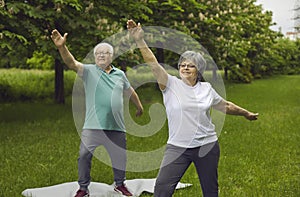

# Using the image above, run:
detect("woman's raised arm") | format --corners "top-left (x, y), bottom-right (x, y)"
top-left (127, 20), bottom-right (168, 90)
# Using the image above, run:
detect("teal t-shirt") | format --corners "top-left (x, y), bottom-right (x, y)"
top-left (82, 64), bottom-right (130, 132)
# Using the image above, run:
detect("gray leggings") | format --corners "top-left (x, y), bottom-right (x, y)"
top-left (154, 141), bottom-right (220, 197)
top-left (78, 129), bottom-right (127, 190)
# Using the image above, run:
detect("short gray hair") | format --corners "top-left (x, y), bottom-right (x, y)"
top-left (93, 42), bottom-right (114, 56)
top-left (177, 51), bottom-right (206, 74)
top-left (178, 51), bottom-right (206, 81)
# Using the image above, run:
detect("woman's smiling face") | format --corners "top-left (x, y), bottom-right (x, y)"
top-left (179, 60), bottom-right (198, 85)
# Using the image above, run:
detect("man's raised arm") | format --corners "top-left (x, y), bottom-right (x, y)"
top-left (51, 29), bottom-right (83, 74)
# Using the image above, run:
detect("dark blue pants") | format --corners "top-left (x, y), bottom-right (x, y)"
top-left (154, 141), bottom-right (220, 197)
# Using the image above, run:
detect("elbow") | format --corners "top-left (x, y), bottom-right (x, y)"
top-left (68, 61), bottom-right (80, 71)
top-left (225, 101), bottom-right (233, 114)
top-left (69, 64), bottom-right (78, 71)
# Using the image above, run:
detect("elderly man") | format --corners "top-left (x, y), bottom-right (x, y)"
top-left (51, 29), bottom-right (143, 197)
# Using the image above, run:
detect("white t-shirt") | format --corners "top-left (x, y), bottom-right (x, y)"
top-left (162, 75), bottom-right (224, 148)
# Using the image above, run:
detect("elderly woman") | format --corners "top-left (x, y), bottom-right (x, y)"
top-left (127, 20), bottom-right (258, 197)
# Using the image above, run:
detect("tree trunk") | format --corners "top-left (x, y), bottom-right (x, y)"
top-left (224, 67), bottom-right (228, 80)
top-left (120, 61), bottom-right (127, 73)
top-left (212, 66), bottom-right (217, 81)
top-left (54, 58), bottom-right (65, 104)
top-left (156, 41), bottom-right (164, 89)
top-left (156, 41), bottom-right (164, 64)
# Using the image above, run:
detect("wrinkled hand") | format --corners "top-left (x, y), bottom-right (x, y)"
top-left (127, 19), bottom-right (144, 41)
top-left (51, 29), bottom-right (67, 48)
top-left (245, 112), bottom-right (259, 121)
top-left (135, 107), bottom-right (144, 117)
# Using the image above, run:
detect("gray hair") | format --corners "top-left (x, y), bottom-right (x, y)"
top-left (178, 51), bottom-right (206, 81)
top-left (93, 42), bottom-right (114, 56)
top-left (178, 51), bottom-right (206, 73)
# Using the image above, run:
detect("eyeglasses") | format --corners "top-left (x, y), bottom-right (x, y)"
top-left (179, 64), bottom-right (196, 69)
top-left (95, 52), bottom-right (112, 56)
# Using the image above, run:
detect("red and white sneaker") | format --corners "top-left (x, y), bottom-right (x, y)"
top-left (74, 189), bottom-right (89, 197)
top-left (114, 184), bottom-right (133, 196)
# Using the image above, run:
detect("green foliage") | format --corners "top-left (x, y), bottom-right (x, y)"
top-left (265, 38), bottom-right (300, 75)
top-left (26, 51), bottom-right (55, 70)
top-left (141, 0), bottom-right (283, 83)
top-left (251, 38), bottom-right (300, 78)
top-left (126, 65), bottom-right (180, 88)
top-left (0, 69), bottom-right (76, 101)
top-left (0, 0), bottom-right (298, 83)
top-left (0, 30), bottom-right (29, 48)
top-left (227, 64), bottom-right (253, 83)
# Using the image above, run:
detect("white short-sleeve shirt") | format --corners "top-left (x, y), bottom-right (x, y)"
top-left (162, 75), bottom-right (224, 148)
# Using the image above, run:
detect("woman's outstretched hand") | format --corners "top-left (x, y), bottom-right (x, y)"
top-left (245, 112), bottom-right (259, 121)
top-left (127, 19), bottom-right (144, 42)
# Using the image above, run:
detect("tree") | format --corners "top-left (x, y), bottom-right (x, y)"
top-left (264, 37), bottom-right (300, 75)
top-left (0, 0), bottom-right (289, 90)
top-left (190, 0), bottom-right (279, 82)
top-left (0, 0), bottom-right (152, 103)
top-left (143, 0), bottom-right (280, 82)
top-left (1, 0), bottom-right (85, 103)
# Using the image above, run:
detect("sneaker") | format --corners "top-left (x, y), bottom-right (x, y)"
top-left (114, 184), bottom-right (133, 196)
top-left (74, 189), bottom-right (89, 197)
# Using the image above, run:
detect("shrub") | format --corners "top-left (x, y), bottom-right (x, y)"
top-left (0, 69), bottom-right (76, 101)
top-left (26, 51), bottom-right (55, 70)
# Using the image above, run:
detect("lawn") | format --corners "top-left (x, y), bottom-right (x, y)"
top-left (0, 75), bottom-right (299, 196)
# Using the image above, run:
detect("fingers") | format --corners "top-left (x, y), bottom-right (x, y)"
top-left (50, 29), bottom-right (60, 40)
top-left (63, 33), bottom-right (68, 39)
top-left (51, 29), bottom-right (59, 36)
top-left (127, 19), bottom-right (136, 28)
top-left (127, 19), bottom-right (139, 30)
top-left (50, 30), bottom-right (67, 40)
top-left (249, 113), bottom-right (259, 121)
top-left (254, 113), bottom-right (259, 120)
top-left (135, 110), bottom-right (143, 117)
top-left (50, 29), bottom-right (67, 47)
top-left (127, 19), bottom-right (144, 41)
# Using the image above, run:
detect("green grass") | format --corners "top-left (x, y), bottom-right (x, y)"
top-left (0, 75), bottom-right (299, 196)
top-left (0, 68), bottom-right (76, 101)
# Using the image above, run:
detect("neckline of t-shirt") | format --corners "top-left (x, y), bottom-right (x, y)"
top-left (95, 64), bottom-right (116, 74)
top-left (180, 78), bottom-right (201, 89)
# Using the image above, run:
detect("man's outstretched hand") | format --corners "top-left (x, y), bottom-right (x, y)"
top-left (51, 29), bottom-right (67, 48)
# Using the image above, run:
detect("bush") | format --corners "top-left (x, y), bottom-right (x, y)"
top-left (26, 51), bottom-right (55, 70)
top-left (0, 69), bottom-right (76, 101)
top-left (126, 65), bottom-right (180, 88)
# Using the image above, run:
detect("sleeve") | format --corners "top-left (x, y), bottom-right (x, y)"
top-left (122, 71), bottom-right (131, 90)
top-left (210, 85), bottom-right (224, 105)
top-left (161, 74), bottom-right (173, 93)
top-left (81, 64), bottom-right (89, 80)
